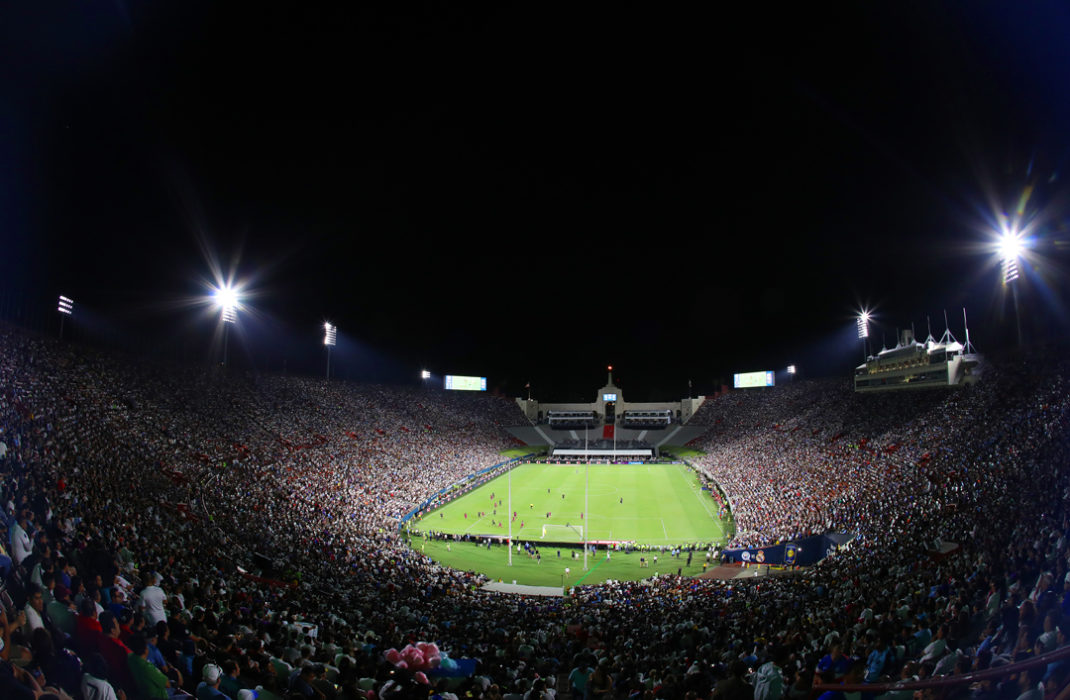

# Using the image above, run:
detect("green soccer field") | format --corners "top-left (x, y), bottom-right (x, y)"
top-left (406, 463), bottom-right (732, 586)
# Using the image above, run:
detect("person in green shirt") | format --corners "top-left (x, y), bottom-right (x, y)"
top-left (128, 633), bottom-right (171, 700)
top-left (46, 585), bottom-right (76, 637)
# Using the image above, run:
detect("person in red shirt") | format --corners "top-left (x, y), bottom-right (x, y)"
top-left (73, 597), bottom-right (103, 657)
top-left (98, 611), bottom-right (136, 695)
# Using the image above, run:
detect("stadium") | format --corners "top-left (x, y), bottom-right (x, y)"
top-left (1, 318), bottom-right (1069, 700)
top-left (5, 4), bottom-right (1070, 700)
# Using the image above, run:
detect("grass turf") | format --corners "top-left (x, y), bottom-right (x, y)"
top-left (407, 463), bottom-right (731, 586)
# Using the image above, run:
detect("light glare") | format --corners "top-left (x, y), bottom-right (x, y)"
top-left (212, 284), bottom-right (240, 323)
top-left (998, 230), bottom-right (1023, 261)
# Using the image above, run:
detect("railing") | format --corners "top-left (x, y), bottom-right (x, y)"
top-left (813, 645), bottom-right (1070, 698)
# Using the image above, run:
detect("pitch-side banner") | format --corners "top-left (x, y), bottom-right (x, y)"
top-left (721, 534), bottom-right (845, 567)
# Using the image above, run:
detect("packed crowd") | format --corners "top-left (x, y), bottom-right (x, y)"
top-left (688, 377), bottom-right (1009, 549)
top-left (1, 324), bottom-right (1069, 700)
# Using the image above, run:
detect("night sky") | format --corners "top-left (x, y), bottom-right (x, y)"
top-left (3, 3), bottom-right (1070, 401)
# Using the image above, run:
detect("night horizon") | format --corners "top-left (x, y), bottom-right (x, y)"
top-left (3, 2), bottom-right (1070, 401)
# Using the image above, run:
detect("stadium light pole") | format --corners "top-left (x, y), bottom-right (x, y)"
top-left (787, 365), bottom-right (796, 382)
top-left (57, 295), bottom-right (73, 340)
top-left (999, 228), bottom-right (1024, 347)
top-left (214, 285), bottom-right (239, 367)
top-left (856, 311), bottom-right (870, 362)
top-left (323, 322), bottom-right (337, 380)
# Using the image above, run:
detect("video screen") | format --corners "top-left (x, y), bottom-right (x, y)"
top-left (444, 375), bottom-right (487, 391)
top-left (733, 371), bottom-right (775, 388)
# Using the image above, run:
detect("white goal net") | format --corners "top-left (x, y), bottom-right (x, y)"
top-left (541, 523), bottom-right (584, 541)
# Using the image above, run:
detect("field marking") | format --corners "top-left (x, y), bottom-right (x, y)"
top-left (415, 462), bottom-right (723, 546)
top-left (677, 463), bottom-right (717, 521)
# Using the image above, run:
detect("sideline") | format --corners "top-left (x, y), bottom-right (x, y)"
top-left (572, 552), bottom-right (610, 586)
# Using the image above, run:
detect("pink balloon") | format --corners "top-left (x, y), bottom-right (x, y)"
top-left (395, 660), bottom-right (408, 670)
top-left (427, 654), bottom-right (441, 668)
top-left (401, 646), bottom-right (426, 669)
top-left (414, 672), bottom-right (429, 685)
top-left (384, 649), bottom-right (401, 665)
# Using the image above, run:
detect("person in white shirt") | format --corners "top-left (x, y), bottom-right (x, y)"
top-left (10, 511), bottom-right (33, 565)
top-left (140, 573), bottom-right (168, 626)
top-left (82, 652), bottom-right (122, 700)
top-left (23, 584), bottom-right (46, 635)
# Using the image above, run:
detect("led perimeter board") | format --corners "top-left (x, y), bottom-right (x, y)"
top-left (444, 375), bottom-right (487, 391)
top-left (734, 371), bottom-right (775, 388)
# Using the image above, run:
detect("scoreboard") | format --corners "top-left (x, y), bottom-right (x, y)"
top-left (444, 375), bottom-right (487, 391)
top-left (733, 371), bottom-right (775, 388)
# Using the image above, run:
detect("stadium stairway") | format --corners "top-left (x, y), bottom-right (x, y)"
top-left (504, 426), bottom-right (555, 447)
top-left (655, 425), bottom-right (707, 448)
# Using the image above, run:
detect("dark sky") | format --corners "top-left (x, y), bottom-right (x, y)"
top-left (3, 2), bottom-right (1070, 401)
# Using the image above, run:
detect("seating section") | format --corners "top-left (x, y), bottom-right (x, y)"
top-left (1, 324), bottom-right (1069, 700)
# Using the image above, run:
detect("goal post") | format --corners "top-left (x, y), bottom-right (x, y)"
top-left (541, 523), bottom-right (584, 541)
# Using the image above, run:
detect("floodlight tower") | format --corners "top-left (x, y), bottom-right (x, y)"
top-left (57, 295), bottom-right (74, 339)
top-left (787, 364), bottom-right (796, 381)
top-left (214, 285), bottom-right (239, 367)
top-left (998, 228), bottom-right (1024, 346)
top-left (323, 322), bottom-right (337, 380)
top-left (857, 311), bottom-right (870, 362)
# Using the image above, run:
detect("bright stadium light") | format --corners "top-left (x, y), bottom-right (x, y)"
top-left (999, 229), bottom-right (1023, 285)
top-left (998, 231), bottom-right (1024, 262)
top-left (856, 310), bottom-right (872, 363)
top-left (57, 295), bottom-right (74, 339)
top-left (211, 284), bottom-right (242, 367)
top-left (787, 365), bottom-right (796, 375)
top-left (856, 311), bottom-right (870, 339)
top-left (421, 370), bottom-right (431, 380)
top-left (323, 322), bottom-right (337, 381)
top-left (214, 285), bottom-right (239, 324)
